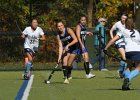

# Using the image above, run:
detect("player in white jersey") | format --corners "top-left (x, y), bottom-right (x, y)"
top-left (110, 14), bottom-right (128, 78)
top-left (21, 19), bottom-right (46, 79)
top-left (104, 18), bottom-right (140, 90)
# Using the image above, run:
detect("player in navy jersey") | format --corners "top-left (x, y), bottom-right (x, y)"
top-left (76, 16), bottom-right (95, 78)
top-left (57, 20), bottom-right (78, 84)
top-left (104, 18), bottom-right (140, 90)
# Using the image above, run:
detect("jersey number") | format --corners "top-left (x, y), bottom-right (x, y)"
top-left (130, 30), bottom-right (135, 38)
top-left (30, 40), bottom-right (35, 44)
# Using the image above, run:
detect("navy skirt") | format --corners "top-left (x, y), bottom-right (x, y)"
top-left (126, 52), bottom-right (140, 61)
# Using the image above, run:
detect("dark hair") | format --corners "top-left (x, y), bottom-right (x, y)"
top-left (55, 20), bottom-right (66, 27)
top-left (31, 18), bottom-right (38, 23)
top-left (125, 18), bottom-right (134, 30)
top-left (121, 13), bottom-right (128, 17)
top-left (79, 15), bottom-right (86, 20)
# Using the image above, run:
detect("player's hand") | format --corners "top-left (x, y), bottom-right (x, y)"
top-left (21, 34), bottom-right (25, 38)
top-left (103, 49), bottom-right (107, 54)
top-left (87, 32), bottom-right (93, 36)
top-left (64, 45), bottom-right (69, 51)
top-left (81, 45), bottom-right (85, 51)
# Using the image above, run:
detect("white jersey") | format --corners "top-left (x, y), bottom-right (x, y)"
top-left (117, 29), bottom-right (140, 52)
top-left (23, 26), bottom-right (44, 51)
top-left (112, 21), bottom-right (125, 45)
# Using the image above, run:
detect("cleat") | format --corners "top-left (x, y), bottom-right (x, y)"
top-left (122, 78), bottom-right (130, 90)
top-left (68, 77), bottom-right (73, 80)
top-left (23, 71), bottom-right (31, 80)
top-left (24, 74), bottom-right (29, 80)
top-left (86, 74), bottom-right (92, 79)
top-left (89, 73), bottom-right (96, 78)
top-left (64, 79), bottom-right (69, 84)
top-left (100, 68), bottom-right (108, 71)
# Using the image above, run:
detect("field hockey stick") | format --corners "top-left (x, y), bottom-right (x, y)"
top-left (15, 20), bottom-right (38, 54)
top-left (103, 49), bottom-right (125, 62)
top-left (81, 34), bottom-right (87, 60)
top-left (45, 51), bottom-right (68, 84)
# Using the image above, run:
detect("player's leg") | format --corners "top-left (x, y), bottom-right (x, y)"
top-left (82, 51), bottom-right (95, 78)
top-left (24, 57), bottom-right (28, 67)
top-left (127, 61), bottom-right (140, 81)
top-left (122, 61), bottom-right (140, 90)
top-left (67, 53), bottom-right (77, 80)
top-left (24, 49), bottom-right (33, 79)
top-left (117, 46), bottom-right (127, 78)
top-left (62, 53), bottom-right (70, 84)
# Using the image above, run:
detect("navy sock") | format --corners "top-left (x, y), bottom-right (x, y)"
top-left (84, 62), bottom-right (90, 75)
top-left (62, 66), bottom-right (68, 78)
top-left (68, 67), bottom-right (73, 77)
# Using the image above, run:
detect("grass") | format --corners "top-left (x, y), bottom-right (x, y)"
top-left (0, 70), bottom-right (140, 100)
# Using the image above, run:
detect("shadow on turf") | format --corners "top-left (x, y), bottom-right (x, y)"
top-left (43, 81), bottom-right (64, 84)
top-left (104, 76), bottom-right (121, 79)
top-left (71, 77), bottom-right (86, 79)
top-left (95, 88), bottom-right (135, 91)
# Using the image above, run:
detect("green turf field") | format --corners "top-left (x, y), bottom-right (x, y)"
top-left (0, 70), bottom-right (140, 100)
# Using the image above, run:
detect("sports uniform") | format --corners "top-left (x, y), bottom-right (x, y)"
top-left (76, 24), bottom-right (95, 78)
top-left (23, 26), bottom-right (44, 54)
top-left (112, 21), bottom-right (127, 77)
top-left (58, 27), bottom-right (78, 54)
top-left (112, 21), bottom-right (125, 49)
top-left (117, 28), bottom-right (140, 90)
top-left (23, 26), bottom-right (44, 79)
top-left (77, 24), bottom-right (88, 54)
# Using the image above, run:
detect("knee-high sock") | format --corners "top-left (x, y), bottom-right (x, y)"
top-left (68, 66), bottom-right (73, 77)
top-left (123, 69), bottom-right (130, 78)
top-left (62, 66), bottom-right (68, 78)
top-left (84, 62), bottom-right (90, 75)
top-left (128, 69), bottom-right (139, 81)
top-left (25, 62), bottom-right (32, 73)
top-left (118, 61), bottom-right (126, 72)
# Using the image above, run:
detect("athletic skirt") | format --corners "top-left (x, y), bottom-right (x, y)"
top-left (126, 52), bottom-right (140, 61)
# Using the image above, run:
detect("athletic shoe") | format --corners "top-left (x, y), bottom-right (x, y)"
top-left (68, 77), bottom-right (73, 80)
top-left (23, 71), bottom-right (31, 80)
top-left (86, 74), bottom-right (95, 79)
top-left (122, 78), bottom-right (130, 90)
top-left (24, 74), bottom-right (29, 80)
top-left (100, 68), bottom-right (108, 71)
top-left (64, 79), bottom-right (69, 84)
top-left (89, 73), bottom-right (96, 78)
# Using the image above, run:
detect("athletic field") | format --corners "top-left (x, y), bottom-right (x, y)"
top-left (0, 70), bottom-right (140, 100)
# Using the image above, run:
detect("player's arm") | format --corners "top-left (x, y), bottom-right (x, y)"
top-left (39, 28), bottom-right (46, 41)
top-left (87, 31), bottom-right (93, 36)
top-left (21, 27), bottom-right (27, 38)
top-left (76, 25), bottom-right (85, 49)
top-left (57, 35), bottom-right (63, 63)
top-left (104, 35), bottom-right (120, 50)
top-left (110, 26), bottom-right (114, 39)
top-left (39, 34), bottom-right (46, 41)
top-left (65, 28), bottom-right (78, 50)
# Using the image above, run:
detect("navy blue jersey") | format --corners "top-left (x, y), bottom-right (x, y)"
top-left (79, 24), bottom-right (87, 45)
top-left (58, 27), bottom-right (73, 47)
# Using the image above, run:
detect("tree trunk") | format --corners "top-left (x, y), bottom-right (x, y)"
top-left (87, 0), bottom-right (94, 28)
